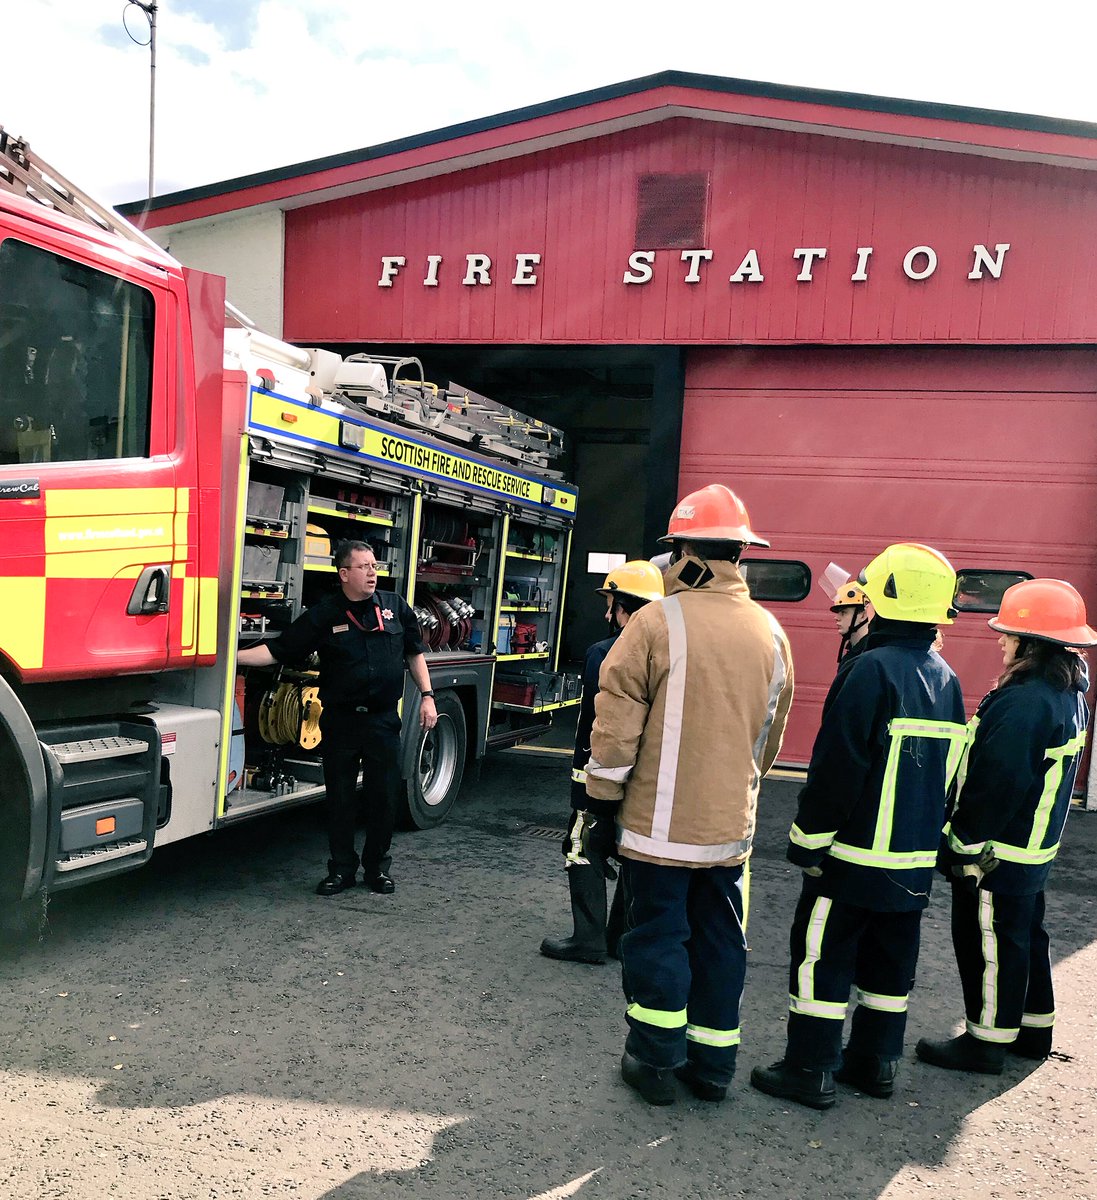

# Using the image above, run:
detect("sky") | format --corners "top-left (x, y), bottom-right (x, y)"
top-left (4, 1), bottom-right (1097, 207)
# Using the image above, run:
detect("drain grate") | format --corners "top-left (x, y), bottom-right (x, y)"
top-left (525, 825), bottom-right (567, 840)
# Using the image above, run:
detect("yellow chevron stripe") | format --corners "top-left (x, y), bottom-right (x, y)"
top-left (0, 579), bottom-right (46, 669)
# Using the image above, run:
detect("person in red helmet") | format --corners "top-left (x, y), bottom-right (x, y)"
top-left (917, 578), bottom-right (1096, 1074)
top-left (585, 483), bottom-right (794, 1106)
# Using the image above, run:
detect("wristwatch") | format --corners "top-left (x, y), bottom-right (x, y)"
top-left (421, 690), bottom-right (435, 699)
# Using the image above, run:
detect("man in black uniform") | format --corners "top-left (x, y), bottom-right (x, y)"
top-left (238, 539), bottom-right (437, 895)
top-left (539, 560), bottom-right (664, 964)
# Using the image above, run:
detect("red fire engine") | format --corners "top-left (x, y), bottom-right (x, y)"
top-left (0, 129), bottom-right (580, 927)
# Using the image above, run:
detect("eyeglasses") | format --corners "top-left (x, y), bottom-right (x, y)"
top-left (342, 563), bottom-right (378, 572)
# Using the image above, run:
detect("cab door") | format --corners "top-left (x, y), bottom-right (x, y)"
top-left (0, 224), bottom-right (178, 681)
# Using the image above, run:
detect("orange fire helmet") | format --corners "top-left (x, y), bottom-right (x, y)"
top-left (831, 581), bottom-right (870, 612)
top-left (658, 484), bottom-right (770, 547)
top-left (988, 578), bottom-right (1097, 647)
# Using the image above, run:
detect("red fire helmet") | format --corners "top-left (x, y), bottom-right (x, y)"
top-left (658, 484), bottom-right (770, 547)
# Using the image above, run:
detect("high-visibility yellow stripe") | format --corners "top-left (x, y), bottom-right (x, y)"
top-left (173, 512), bottom-right (190, 553)
top-left (0, 579), bottom-right (46, 669)
top-left (686, 1023), bottom-right (741, 1047)
top-left (788, 995), bottom-right (848, 1019)
top-left (1020, 1011), bottom-right (1055, 1029)
top-left (43, 551), bottom-right (150, 580)
top-left (855, 988), bottom-right (908, 1013)
top-left (797, 896), bottom-right (831, 1003)
top-left (177, 487), bottom-right (190, 513)
top-left (829, 843), bottom-right (938, 869)
top-left (626, 1003), bottom-right (688, 1030)
top-left (44, 487), bottom-right (176, 517)
top-left (789, 823), bottom-right (835, 851)
top-left (977, 891), bottom-right (1000, 1031)
top-left (44, 515), bottom-right (173, 564)
top-left (180, 575), bottom-right (197, 654)
top-left (965, 1020), bottom-right (1018, 1044)
top-left (198, 576), bottom-right (218, 657)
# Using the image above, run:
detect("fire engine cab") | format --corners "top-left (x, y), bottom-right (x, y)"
top-left (0, 127), bottom-right (579, 923)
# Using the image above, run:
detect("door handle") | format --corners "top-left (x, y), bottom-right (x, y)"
top-left (127, 565), bottom-right (172, 615)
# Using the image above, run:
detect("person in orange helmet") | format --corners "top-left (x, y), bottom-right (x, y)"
top-left (585, 484), bottom-right (794, 1106)
top-left (917, 578), bottom-right (1096, 1074)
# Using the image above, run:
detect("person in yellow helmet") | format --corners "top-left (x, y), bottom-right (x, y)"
top-left (752, 543), bottom-right (966, 1110)
top-left (540, 560), bottom-right (664, 965)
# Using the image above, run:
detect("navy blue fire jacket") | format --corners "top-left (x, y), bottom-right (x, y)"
top-left (787, 620), bottom-right (967, 911)
top-left (939, 670), bottom-right (1089, 895)
top-left (571, 627), bottom-right (621, 812)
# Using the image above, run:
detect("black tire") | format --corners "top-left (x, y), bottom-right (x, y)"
top-left (401, 691), bottom-right (467, 829)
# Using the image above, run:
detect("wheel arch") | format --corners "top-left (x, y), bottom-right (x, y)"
top-left (0, 674), bottom-right (49, 903)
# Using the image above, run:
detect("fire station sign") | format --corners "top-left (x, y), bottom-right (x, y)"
top-left (375, 244), bottom-right (1010, 289)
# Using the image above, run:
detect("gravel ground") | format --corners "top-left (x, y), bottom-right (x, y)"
top-left (1, 744), bottom-right (1095, 1199)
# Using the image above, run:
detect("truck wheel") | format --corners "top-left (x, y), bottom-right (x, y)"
top-left (402, 691), bottom-right (467, 829)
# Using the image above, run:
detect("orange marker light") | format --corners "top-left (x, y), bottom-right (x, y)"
top-left (280, 412), bottom-right (298, 424)
top-left (96, 816), bottom-right (116, 836)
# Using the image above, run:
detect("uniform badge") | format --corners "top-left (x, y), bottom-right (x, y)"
top-left (332, 623), bottom-right (349, 633)
top-left (381, 609), bottom-right (394, 620)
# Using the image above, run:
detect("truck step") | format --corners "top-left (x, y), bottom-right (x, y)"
top-left (46, 736), bottom-right (150, 765)
top-left (54, 837), bottom-right (148, 873)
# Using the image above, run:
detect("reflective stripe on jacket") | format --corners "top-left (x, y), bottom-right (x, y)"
top-left (787, 622), bottom-right (966, 911)
top-left (941, 674), bottom-right (1090, 894)
top-left (586, 557), bottom-right (794, 868)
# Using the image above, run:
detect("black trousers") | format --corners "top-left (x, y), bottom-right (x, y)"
top-left (619, 858), bottom-right (747, 1086)
top-left (950, 883), bottom-right (1054, 1044)
top-left (785, 882), bottom-right (923, 1070)
top-left (320, 708), bottom-right (401, 879)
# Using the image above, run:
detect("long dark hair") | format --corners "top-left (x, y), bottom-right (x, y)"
top-left (997, 636), bottom-right (1087, 691)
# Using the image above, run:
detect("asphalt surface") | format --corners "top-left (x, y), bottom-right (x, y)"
top-left (2, 744), bottom-right (1096, 1199)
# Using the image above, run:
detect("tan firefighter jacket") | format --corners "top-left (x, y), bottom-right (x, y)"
top-left (586, 556), bottom-right (794, 868)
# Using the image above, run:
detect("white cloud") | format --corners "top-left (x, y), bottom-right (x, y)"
top-left (3, 0), bottom-right (1097, 206)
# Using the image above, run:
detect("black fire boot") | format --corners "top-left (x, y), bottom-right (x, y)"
top-left (835, 1048), bottom-right (898, 1098)
top-left (540, 865), bottom-right (607, 964)
top-left (750, 1060), bottom-right (836, 1110)
top-left (621, 1051), bottom-right (676, 1106)
top-left (915, 1032), bottom-right (1005, 1075)
top-left (1009, 1027), bottom-right (1053, 1061)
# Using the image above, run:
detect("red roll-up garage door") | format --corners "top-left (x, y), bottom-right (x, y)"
top-left (680, 345), bottom-right (1097, 765)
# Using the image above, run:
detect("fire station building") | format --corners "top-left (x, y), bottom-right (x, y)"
top-left (126, 71), bottom-right (1097, 766)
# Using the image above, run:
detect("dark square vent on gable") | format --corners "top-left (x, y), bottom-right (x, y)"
top-left (635, 173), bottom-right (709, 249)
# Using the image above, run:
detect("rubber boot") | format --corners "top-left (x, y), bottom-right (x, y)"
top-left (915, 1032), bottom-right (1005, 1075)
top-left (835, 1048), bottom-right (898, 1098)
top-left (540, 865), bottom-right (607, 964)
top-left (1009, 1026), bottom-right (1052, 1061)
top-left (605, 881), bottom-right (625, 960)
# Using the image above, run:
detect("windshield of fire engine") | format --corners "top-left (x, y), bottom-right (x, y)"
top-left (0, 237), bottom-right (153, 465)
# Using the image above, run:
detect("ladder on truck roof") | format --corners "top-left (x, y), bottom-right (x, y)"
top-left (1, 125), bottom-right (259, 331)
top-left (332, 353), bottom-right (565, 474)
top-left (0, 126), bottom-right (165, 257)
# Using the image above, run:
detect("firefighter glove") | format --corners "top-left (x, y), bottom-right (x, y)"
top-left (565, 809), bottom-right (616, 867)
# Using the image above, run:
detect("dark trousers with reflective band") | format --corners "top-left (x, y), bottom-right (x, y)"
top-left (951, 883), bottom-right (1054, 1043)
top-left (619, 858), bottom-right (746, 1086)
top-left (320, 708), bottom-right (401, 879)
top-left (785, 883), bottom-right (922, 1071)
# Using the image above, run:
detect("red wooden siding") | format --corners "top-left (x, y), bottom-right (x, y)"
top-left (680, 345), bottom-right (1097, 763)
top-left (284, 119), bottom-right (1097, 347)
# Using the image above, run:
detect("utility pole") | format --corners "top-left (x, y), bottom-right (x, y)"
top-left (125, 0), bottom-right (158, 200)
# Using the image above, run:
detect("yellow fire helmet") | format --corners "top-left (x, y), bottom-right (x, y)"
top-left (831, 580), bottom-right (870, 612)
top-left (596, 559), bottom-right (666, 604)
top-left (859, 543), bottom-right (958, 625)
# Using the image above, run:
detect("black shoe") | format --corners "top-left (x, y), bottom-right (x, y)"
top-left (539, 935), bottom-right (606, 964)
top-left (315, 873), bottom-right (356, 896)
top-left (674, 1063), bottom-right (728, 1103)
top-left (750, 1060), bottom-right (835, 1110)
top-left (1009, 1027), bottom-right (1052, 1061)
top-left (835, 1049), bottom-right (897, 1098)
top-left (368, 873), bottom-right (395, 894)
top-left (915, 1033), bottom-right (1004, 1075)
top-left (620, 1051), bottom-right (676, 1106)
